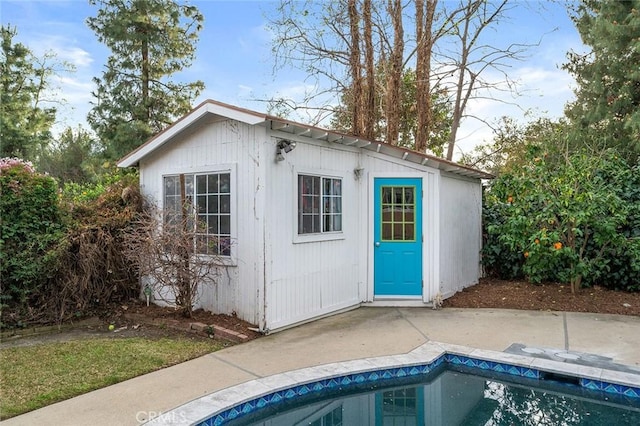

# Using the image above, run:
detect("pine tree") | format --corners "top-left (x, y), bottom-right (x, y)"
top-left (564, 0), bottom-right (640, 162)
top-left (87, 0), bottom-right (205, 160)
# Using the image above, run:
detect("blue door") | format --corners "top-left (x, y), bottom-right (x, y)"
top-left (374, 178), bottom-right (422, 296)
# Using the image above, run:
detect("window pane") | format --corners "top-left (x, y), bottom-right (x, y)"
top-left (165, 176), bottom-right (177, 195)
top-left (333, 197), bottom-right (342, 213)
top-left (219, 173), bottom-right (230, 193)
top-left (220, 195), bottom-right (230, 213)
top-left (382, 223), bottom-right (392, 240)
top-left (219, 237), bottom-right (231, 256)
top-left (382, 205), bottom-right (392, 222)
top-left (185, 175), bottom-right (194, 195)
top-left (302, 215), bottom-right (313, 233)
top-left (196, 215), bottom-right (207, 232)
top-left (333, 179), bottom-right (341, 195)
top-left (196, 175), bottom-right (207, 194)
top-left (405, 223), bottom-right (414, 240)
top-left (394, 223), bottom-right (403, 240)
top-left (302, 195), bottom-right (313, 213)
top-left (404, 187), bottom-right (414, 204)
top-left (324, 178), bottom-right (332, 195)
top-left (394, 187), bottom-right (403, 203)
top-left (220, 215), bottom-right (230, 234)
top-left (333, 215), bottom-right (342, 232)
top-left (405, 209), bottom-right (414, 222)
top-left (197, 195), bottom-right (207, 213)
top-left (382, 187), bottom-right (392, 203)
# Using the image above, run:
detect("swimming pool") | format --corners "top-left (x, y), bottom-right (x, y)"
top-left (145, 342), bottom-right (640, 425)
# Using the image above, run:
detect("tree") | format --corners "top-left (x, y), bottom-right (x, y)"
top-left (563, 0), bottom-right (640, 163)
top-left (267, 0), bottom-right (531, 158)
top-left (38, 126), bottom-right (103, 184)
top-left (0, 25), bottom-right (57, 160)
top-left (460, 116), bottom-right (568, 176)
top-left (87, 0), bottom-right (205, 160)
top-left (331, 67), bottom-right (452, 153)
top-left (441, 0), bottom-right (529, 160)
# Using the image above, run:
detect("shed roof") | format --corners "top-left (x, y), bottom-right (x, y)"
top-left (117, 99), bottom-right (493, 180)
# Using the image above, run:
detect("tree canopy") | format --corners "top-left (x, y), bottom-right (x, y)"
top-left (267, 0), bottom-right (529, 158)
top-left (564, 0), bottom-right (640, 162)
top-left (0, 25), bottom-right (56, 160)
top-left (87, 0), bottom-right (205, 160)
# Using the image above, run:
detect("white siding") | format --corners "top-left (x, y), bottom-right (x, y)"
top-left (138, 118), bottom-right (266, 326)
top-left (264, 140), bottom-right (362, 330)
top-left (438, 174), bottom-right (483, 297)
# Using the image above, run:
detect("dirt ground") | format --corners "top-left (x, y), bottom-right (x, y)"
top-left (443, 278), bottom-right (640, 316)
top-left (2, 279), bottom-right (638, 348)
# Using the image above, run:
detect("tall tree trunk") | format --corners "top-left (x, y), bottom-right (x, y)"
top-left (137, 0), bottom-right (151, 123)
top-left (363, 0), bottom-right (376, 140)
top-left (348, 0), bottom-right (364, 136)
top-left (141, 36), bottom-right (150, 122)
top-left (415, 0), bottom-right (437, 152)
top-left (385, 0), bottom-right (404, 146)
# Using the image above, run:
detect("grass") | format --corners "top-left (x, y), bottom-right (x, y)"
top-left (0, 337), bottom-right (223, 419)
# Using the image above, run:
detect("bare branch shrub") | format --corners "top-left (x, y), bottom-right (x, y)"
top-left (122, 201), bottom-right (220, 318)
top-left (34, 175), bottom-right (142, 325)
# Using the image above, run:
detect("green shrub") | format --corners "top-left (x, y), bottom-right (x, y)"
top-left (482, 148), bottom-right (639, 292)
top-left (0, 158), bottom-right (66, 306)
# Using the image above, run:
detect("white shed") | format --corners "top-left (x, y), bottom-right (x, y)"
top-left (118, 100), bottom-right (492, 332)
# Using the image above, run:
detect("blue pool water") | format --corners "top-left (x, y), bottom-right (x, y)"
top-left (224, 365), bottom-right (640, 425)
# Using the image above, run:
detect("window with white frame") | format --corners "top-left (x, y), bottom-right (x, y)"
top-left (163, 172), bottom-right (231, 256)
top-left (298, 174), bottom-right (342, 235)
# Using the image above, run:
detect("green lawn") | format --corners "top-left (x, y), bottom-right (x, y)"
top-left (0, 337), bottom-right (224, 419)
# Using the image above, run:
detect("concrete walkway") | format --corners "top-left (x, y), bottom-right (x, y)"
top-left (3, 307), bottom-right (640, 425)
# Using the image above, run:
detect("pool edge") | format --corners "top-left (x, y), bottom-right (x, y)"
top-left (145, 341), bottom-right (640, 425)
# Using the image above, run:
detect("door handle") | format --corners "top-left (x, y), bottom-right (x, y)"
top-left (375, 241), bottom-right (380, 247)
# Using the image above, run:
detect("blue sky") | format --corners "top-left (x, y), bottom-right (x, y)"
top-left (1, 0), bottom-right (585, 158)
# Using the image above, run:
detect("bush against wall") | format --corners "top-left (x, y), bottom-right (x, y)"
top-left (42, 171), bottom-right (143, 323)
top-left (0, 158), bottom-right (65, 308)
top-left (482, 148), bottom-right (639, 292)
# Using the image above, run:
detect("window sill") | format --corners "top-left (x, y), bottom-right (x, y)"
top-left (293, 233), bottom-right (345, 244)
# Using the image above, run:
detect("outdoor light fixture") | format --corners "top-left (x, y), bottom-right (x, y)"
top-left (275, 139), bottom-right (296, 162)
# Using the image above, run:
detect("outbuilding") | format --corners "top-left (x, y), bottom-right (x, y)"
top-left (118, 99), bottom-right (492, 332)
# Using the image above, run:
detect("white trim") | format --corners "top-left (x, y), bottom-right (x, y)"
top-left (292, 168), bottom-right (346, 244)
top-left (161, 164), bottom-right (238, 266)
top-left (422, 169), bottom-right (441, 304)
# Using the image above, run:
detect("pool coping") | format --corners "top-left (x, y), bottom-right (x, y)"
top-left (145, 341), bottom-right (640, 425)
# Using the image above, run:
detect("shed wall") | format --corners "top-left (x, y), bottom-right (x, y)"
top-left (138, 118), bottom-right (266, 326)
top-left (263, 139), bottom-right (363, 330)
top-left (438, 174), bottom-right (483, 297)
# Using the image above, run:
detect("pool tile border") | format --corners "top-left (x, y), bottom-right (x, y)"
top-left (145, 341), bottom-right (640, 426)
